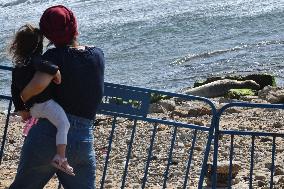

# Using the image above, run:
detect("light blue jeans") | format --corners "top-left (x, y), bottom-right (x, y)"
top-left (9, 114), bottom-right (96, 189)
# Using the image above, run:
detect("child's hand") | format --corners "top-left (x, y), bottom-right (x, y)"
top-left (17, 110), bottom-right (31, 121)
top-left (53, 70), bottom-right (61, 84)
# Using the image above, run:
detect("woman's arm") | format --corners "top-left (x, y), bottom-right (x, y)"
top-left (20, 71), bottom-right (54, 103)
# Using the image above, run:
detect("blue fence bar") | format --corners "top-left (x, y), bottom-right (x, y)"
top-left (141, 123), bottom-right (158, 189)
top-left (270, 136), bottom-right (276, 189)
top-left (249, 135), bottom-right (255, 189)
top-left (183, 129), bottom-right (197, 189)
top-left (213, 102), bottom-right (284, 189)
top-left (0, 65), bottom-right (13, 71)
top-left (121, 119), bottom-right (137, 188)
top-left (0, 100), bottom-right (12, 164)
top-left (100, 116), bottom-right (117, 189)
top-left (228, 134), bottom-right (234, 189)
top-left (162, 126), bottom-right (178, 188)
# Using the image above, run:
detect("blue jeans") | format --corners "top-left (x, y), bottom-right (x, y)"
top-left (9, 114), bottom-right (96, 189)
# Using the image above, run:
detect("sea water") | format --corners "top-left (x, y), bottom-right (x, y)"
top-left (0, 0), bottom-right (283, 97)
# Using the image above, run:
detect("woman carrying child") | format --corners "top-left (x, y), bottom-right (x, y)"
top-left (9, 5), bottom-right (105, 189)
top-left (9, 23), bottom-right (75, 176)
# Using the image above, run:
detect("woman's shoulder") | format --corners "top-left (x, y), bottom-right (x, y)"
top-left (72, 46), bottom-right (104, 58)
top-left (86, 46), bottom-right (104, 58)
top-left (78, 46), bottom-right (104, 54)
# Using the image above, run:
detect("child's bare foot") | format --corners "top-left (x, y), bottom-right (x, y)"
top-left (51, 154), bottom-right (75, 176)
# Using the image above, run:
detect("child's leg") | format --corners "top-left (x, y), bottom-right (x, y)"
top-left (30, 100), bottom-right (70, 150)
top-left (30, 100), bottom-right (74, 175)
top-left (56, 144), bottom-right (67, 158)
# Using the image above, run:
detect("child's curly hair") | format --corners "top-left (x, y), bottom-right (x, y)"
top-left (9, 24), bottom-right (43, 65)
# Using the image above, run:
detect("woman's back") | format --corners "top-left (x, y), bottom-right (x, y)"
top-left (43, 46), bottom-right (105, 120)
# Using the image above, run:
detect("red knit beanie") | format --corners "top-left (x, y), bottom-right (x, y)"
top-left (39, 5), bottom-right (78, 46)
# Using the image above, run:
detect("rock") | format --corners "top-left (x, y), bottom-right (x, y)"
top-left (218, 97), bottom-right (236, 104)
top-left (104, 184), bottom-right (113, 188)
top-left (188, 107), bottom-right (211, 116)
top-left (255, 172), bottom-right (267, 180)
top-left (157, 100), bottom-right (175, 112)
top-left (275, 166), bottom-right (284, 176)
top-left (194, 146), bottom-right (203, 151)
top-left (225, 107), bottom-right (242, 114)
top-left (277, 175), bottom-right (284, 185)
top-left (177, 142), bottom-right (184, 148)
top-left (265, 162), bottom-right (272, 169)
top-left (170, 159), bottom-right (179, 165)
top-left (239, 95), bottom-right (260, 102)
top-left (260, 137), bottom-right (273, 143)
top-left (170, 109), bottom-right (188, 117)
top-left (273, 121), bottom-right (283, 128)
top-left (206, 161), bottom-right (241, 187)
top-left (104, 179), bottom-right (112, 184)
top-left (257, 180), bottom-right (267, 187)
top-left (258, 86), bottom-right (284, 103)
top-left (149, 103), bottom-right (164, 113)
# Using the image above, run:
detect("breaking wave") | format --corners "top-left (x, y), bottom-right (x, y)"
top-left (171, 40), bottom-right (284, 65)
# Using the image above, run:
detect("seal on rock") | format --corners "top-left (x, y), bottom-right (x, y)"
top-left (182, 79), bottom-right (260, 98)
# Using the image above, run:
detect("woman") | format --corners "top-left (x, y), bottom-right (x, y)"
top-left (9, 5), bottom-right (104, 189)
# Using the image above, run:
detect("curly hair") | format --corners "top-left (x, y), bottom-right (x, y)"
top-left (9, 24), bottom-right (43, 65)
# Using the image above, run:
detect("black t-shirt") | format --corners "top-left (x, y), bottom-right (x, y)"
top-left (11, 55), bottom-right (59, 111)
top-left (42, 46), bottom-right (105, 120)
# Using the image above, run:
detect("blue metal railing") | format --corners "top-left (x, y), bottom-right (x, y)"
top-left (1, 65), bottom-right (284, 188)
top-left (0, 65), bottom-right (217, 188)
top-left (212, 102), bottom-right (284, 189)
top-left (96, 82), bottom-right (217, 189)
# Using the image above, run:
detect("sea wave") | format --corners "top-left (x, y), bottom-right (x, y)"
top-left (0, 0), bottom-right (28, 7)
top-left (171, 40), bottom-right (284, 65)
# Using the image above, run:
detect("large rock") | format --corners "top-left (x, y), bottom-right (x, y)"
top-left (258, 86), bottom-right (284, 103)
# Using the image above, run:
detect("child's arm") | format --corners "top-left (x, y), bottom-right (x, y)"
top-left (11, 70), bottom-right (31, 120)
top-left (11, 78), bottom-right (26, 111)
top-left (20, 71), bottom-right (54, 103)
top-left (21, 57), bottom-right (60, 103)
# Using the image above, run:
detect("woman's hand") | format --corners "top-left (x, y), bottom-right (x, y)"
top-left (53, 70), bottom-right (62, 84)
top-left (17, 110), bottom-right (31, 121)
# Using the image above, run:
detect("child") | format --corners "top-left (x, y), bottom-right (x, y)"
top-left (9, 24), bottom-right (75, 176)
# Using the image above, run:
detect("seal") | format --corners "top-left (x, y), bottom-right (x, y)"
top-left (182, 79), bottom-right (260, 98)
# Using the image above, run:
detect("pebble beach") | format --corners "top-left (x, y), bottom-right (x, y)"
top-left (1, 87), bottom-right (284, 189)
